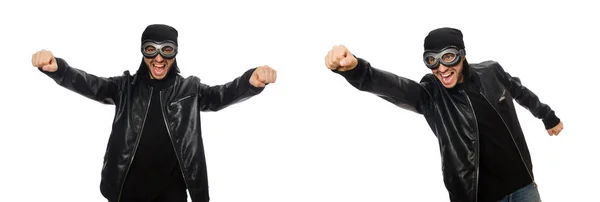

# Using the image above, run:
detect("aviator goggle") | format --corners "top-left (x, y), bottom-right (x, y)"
top-left (423, 46), bottom-right (465, 70)
top-left (141, 40), bottom-right (178, 59)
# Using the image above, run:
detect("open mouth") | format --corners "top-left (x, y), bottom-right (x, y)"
top-left (152, 64), bottom-right (166, 77)
top-left (440, 71), bottom-right (455, 85)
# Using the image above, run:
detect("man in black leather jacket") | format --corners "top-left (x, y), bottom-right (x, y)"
top-left (325, 27), bottom-right (563, 202)
top-left (31, 24), bottom-right (277, 202)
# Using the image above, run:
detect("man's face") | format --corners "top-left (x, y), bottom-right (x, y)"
top-left (141, 40), bottom-right (177, 80)
top-left (432, 58), bottom-right (464, 88)
top-left (144, 54), bottom-right (174, 80)
top-left (423, 46), bottom-right (465, 88)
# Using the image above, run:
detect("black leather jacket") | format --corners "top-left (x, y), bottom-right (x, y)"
top-left (42, 58), bottom-right (265, 202)
top-left (335, 57), bottom-right (560, 202)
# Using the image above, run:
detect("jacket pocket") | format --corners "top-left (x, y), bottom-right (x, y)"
top-left (169, 94), bottom-right (197, 106)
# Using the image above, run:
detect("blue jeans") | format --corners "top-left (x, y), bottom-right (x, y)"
top-left (497, 182), bottom-right (541, 202)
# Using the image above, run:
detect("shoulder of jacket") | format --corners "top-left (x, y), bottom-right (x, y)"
top-left (117, 70), bottom-right (133, 84)
top-left (122, 70), bottom-right (133, 77)
top-left (470, 60), bottom-right (500, 69)
top-left (470, 60), bottom-right (507, 75)
top-left (180, 75), bottom-right (201, 83)
top-left (419, 73), bottom-right (440, 92)
top-left (176, 75), bottom-right (205, 89)
top-left (420, 73), bottom-right (437, 83)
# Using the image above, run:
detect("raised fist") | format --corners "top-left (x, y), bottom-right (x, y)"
top-left (325, 45), bottom-right (358, 72)
top-left (249, 65), bottom-right (277, 88)
top-left (31, 49), bottom-right (58, 72)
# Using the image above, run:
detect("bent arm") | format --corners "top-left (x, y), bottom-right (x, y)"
top-left (198, 68), bottom-right (265, 112)
top-left (496, 63), bottom-right (560, 129)
top-left (39, 57), bottom-right (123, 105)
top-left (333, 57), bottom-right (432, 114)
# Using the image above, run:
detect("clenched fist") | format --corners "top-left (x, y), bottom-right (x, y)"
top-left (547, 121), bottom-right (564, 136)
top-left (325, 45), bottom-right (358, 72)
top-left (249, 65), bottom-right (277, 88)
top-left (32, 49), bottom-right (58, 72)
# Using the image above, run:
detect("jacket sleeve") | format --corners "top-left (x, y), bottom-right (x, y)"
top-left (39, 57), bottom-right (124, 105)
top-left (197, 67), bottom-right (265, 112)
top-left (495, 63), bottom-right (561, 129)
top-left (333, 57), bottom-right (432, 114)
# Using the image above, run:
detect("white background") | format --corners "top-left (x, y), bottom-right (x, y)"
top-left (1, 0), bottom-right (599, 201)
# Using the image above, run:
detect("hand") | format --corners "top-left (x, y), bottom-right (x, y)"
top-left (249, 65), bottom-right (277, 88)
top-left (325, 45), bottom-right (358, 72)
top-left (547, 121), bottom-right (564, 136)
top-left (32, 49), bottom-right (58, 72)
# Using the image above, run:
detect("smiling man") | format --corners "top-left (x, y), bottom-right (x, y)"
top-left (31, 24), bottom-right (277, 202)
top-left (325, 27), bottom-right (563, 202)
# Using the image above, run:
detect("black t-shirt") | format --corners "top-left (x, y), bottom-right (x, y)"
top-left (457, 77), bottom-right (532, 201)
top-left (121, 72), bottom-right (187, 201)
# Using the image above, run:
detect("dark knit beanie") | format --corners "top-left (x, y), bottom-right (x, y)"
top-left (141, 24), bottom-right (178, 45)
top-left (423, 27), bottom-right (465, 52)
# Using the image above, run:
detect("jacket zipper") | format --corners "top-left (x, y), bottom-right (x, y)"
top-left (480, 92), bottom-right (535, 182)
top-left (117, 87), bottom-right (153, 202)
top-left (160, 91), bottom-right (191, 197)
top-left (462, 90), bottom-right (480, 202)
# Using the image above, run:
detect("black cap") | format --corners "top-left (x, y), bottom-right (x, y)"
top-left (423, 27), bottom-right (465, 51)
top-left (141, 24), bottom-right (178, 45)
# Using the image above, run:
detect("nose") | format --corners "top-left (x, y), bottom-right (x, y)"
top-left (154, 54), bottom-right (164, 62)
top-left (437, 64), bottom-right (449, 72)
